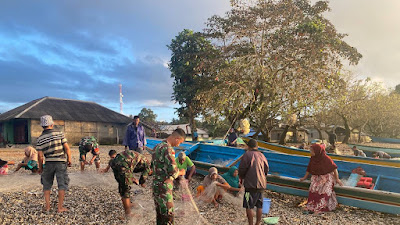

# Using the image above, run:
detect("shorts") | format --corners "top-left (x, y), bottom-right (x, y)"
top-left (23, 160), bottom-right (38, 171)
top-left (243, 191), bottom-right (263, 209)
top-left (41, 162), bottom-right (69, 191)
top-left (79, 153), bottom-right (100, 162)
top-left (114, 171), bottom-right (131, 198)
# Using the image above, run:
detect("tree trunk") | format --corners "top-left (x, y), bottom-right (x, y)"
top-left (341, 115), bottom-right (351, 144)
top-left (293, 126), bottom-right (298, 143)
top-left (279, 125), bottom-right (289, 145)
top-left (187, 104), bottom-right (197, 141)
top-left (261, 129), bottom-right (270, 142)
top-left (315, 126), bottom-right (323, 141)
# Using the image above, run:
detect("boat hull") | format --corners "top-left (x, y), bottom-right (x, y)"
top-left (243, 137), bottom-right (400, 168)
top-left (371, 136), bottom-right (400, 144)
top-left (186, 143), bottom-right (400, 214)
top-left (349, 144), bottom-right (400, 158)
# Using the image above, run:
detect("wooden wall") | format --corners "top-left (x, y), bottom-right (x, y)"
top-left (30, 119), bottom-right (127, 145)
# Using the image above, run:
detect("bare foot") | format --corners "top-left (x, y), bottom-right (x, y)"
top-left (42, 207), bottom-right (50, 212)
top-left (57, 207), bottom-right (68, 213)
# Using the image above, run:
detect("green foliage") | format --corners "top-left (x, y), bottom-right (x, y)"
top-left (195, 0), bottom-right (361, 140)
top-left (138, 108), bottom-right (157, 123)
top-left (168, 29), bottom-right (219, 132)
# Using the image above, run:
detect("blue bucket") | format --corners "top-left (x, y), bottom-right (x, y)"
top-left (262, 198), bottom-right (271, 214)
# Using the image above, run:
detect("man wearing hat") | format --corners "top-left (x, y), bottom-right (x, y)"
top-left (175, 152), bottom-right (196, 183)
top-left (123, 115), bottom-right (146, 154)
top-left (36, 115), bottom-right (72, 212)
top-left (239, 138), bottom-right (269, 225)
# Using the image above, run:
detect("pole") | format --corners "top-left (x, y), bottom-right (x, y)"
top-left (119, 84), bottom-right (123, 114)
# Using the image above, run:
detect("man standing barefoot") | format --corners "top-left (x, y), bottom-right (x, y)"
top-left (37, 115), bottom-right (71, 212)
top-left (239, 139), bottom-right (269, 225)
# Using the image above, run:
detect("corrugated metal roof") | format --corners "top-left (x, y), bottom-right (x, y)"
top-left (0, 96), bottom-right (131, 124)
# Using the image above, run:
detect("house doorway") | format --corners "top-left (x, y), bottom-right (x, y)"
top-left (14, 120), bottom-right (28, 144)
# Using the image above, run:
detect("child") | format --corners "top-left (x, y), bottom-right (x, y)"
top-left (15, 146), bottom-right (39, 173)
top-left (100, 150), bottom-right (117, 173)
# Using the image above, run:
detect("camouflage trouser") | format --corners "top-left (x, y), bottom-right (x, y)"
top-left (153, 180), bottom-right (174, 225)
top-left (113, 170), bottom-right (135, 198)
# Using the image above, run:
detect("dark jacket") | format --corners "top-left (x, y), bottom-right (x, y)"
top-left (122, 123), bottom-right (146, 149)
top-left (238, 149), bottom-right (269, 192)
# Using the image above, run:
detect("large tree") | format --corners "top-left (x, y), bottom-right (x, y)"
top-left (168, 29), bottom-right (218, 135)
top-left (197, 0), bottom-right (361, 141)
top-left (138, 108), bottom-right (157, 124)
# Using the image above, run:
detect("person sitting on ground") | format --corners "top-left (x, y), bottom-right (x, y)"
top-left (197, 167), bottom-right (230, 207)
top-left (221, 166), bottom-right (243, 196)
top-left (227, 128), bottom-right (238, 147)
top-left (352, 146), bottom-right (366, 157)
top-left (100, 150), bottom-right (117, 173)
top-left (15, 146), bottom-right (39, 173)
top-left (79, 136), bottom-right (101, 171)
top-left (373, 151), bottom-right (391, 159)
top-left (175, 152), bottom-right (196, 183)
top-left (110, 149), bottom-right (151, 219)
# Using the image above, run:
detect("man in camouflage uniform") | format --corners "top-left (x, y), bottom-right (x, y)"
top-left (110, 150), bottom-right (151, 218)
top-left (79, 136), bottom-right (101, 171)
top-left (152, 128), bottom-right (186, 225)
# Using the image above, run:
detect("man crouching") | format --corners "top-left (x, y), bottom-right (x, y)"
top-left (110, 150), bottom-right (151, 218)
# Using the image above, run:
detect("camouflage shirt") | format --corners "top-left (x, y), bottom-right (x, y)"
top-left (110, 150), bottom-right (151, 185)
top-left (78, 136), bottom-right (99, 155)
top-left (151, 141), bottom-right (179, 183)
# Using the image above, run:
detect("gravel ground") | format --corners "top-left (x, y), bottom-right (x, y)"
top-left (0, 146), bottom-right (399, 225)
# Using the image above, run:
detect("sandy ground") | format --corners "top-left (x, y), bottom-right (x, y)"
top-left (0, 145), bottom-right (399, 225)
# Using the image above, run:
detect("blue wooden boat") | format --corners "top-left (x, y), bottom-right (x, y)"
top-left (371, 136), bottom-right (400, 144)
top-left (244, 138), bottom-right (400, 168)
top-left (348, 143), bottom-right (400, 158)
top-left (180, 143), bottom-right (400, 214)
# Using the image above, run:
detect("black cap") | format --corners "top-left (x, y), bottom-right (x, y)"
top-left (247, 139), bottom-right (258, 149)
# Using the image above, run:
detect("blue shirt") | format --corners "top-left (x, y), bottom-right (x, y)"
top-left (122, 123), bottom-right (146, 149)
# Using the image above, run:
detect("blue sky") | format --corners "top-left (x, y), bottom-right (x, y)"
top-left (1, 1), bottom-right (399, 122)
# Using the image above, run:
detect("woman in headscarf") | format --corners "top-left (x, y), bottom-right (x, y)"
top-left (197, 167), bottom-right (230, 207)
top-left (300, 144), bottom-right (343, 213)
top-left (221, 166), bottom-right (242, 195)
top-left (15, 146), bottom-right (39, 173)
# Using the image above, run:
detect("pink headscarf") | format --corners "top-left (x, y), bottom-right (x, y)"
top-left (24, 146), bottom-right (38, 162)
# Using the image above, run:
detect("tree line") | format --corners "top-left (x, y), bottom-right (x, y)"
top-left (167, 0), bottom-right (400, 144)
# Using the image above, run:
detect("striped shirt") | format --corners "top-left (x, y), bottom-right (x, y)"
top-left (36, 129), bottom-right (68, 162)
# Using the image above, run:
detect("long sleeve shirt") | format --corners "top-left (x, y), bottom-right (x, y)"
top-left (239, 149), bottom-right (269, 191)
top-left (122, 123), bottom-right (146, 149)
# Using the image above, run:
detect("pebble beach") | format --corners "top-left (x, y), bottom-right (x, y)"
top-left (0, 145), bottom-right (399, 225)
